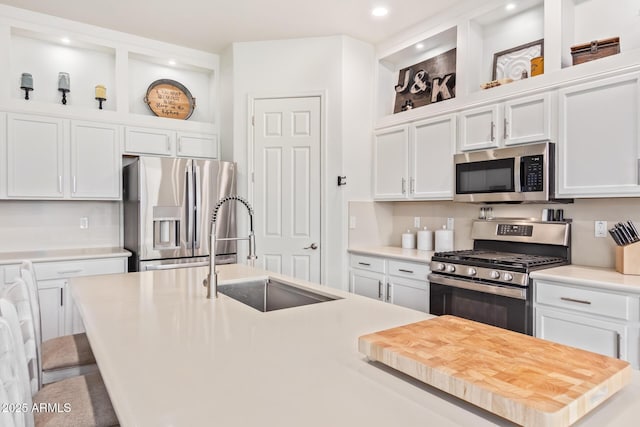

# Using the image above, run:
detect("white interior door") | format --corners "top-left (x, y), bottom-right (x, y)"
top-left (253, 96), bottom-right (321, 283)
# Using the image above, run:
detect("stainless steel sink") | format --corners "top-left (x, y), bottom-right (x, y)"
top-left (217, 278), bottom-right (340, 312)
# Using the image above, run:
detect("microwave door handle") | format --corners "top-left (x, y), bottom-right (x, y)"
top-left (515, 157), bottom-right (523, 193)
top-left (194, 165), bottom-right (201, 249)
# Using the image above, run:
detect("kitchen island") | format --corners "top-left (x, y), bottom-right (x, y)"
top-left (70, 264), bottom-right (640, 426)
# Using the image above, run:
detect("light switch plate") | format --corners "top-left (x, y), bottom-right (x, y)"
top-left (80, 217), bottom-right (89, 229)
top-left (447, 217), bottom-right (454, 230)
top-left (414, 217), bottom-right (420, 228)
top-left (594, 220), bottom-right (607, 238)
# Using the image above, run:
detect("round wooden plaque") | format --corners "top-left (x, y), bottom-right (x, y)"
top-left (144, 79), bottom-right (196, 120)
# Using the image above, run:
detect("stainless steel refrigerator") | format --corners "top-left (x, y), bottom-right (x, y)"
top-left (123, 156), bottom-right (237, 272)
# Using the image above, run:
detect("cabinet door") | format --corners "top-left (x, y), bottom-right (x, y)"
top-left (557, 73), bottom-right (640, 197)
top-left (458, 105), bottom-right (500, 151)
top-left (410, 115), bottom-right (456, 200)
top-left (503, 93), bottom-right (552, 146)
top-left (373, 125), bottom-right (409, 199)
top-left (124, 127), bottom-right (175, 156)
top-left (70, 121), bottom-right (121, 199)
top-left (536, 307), bottom-right (627, 362)
top-left (388, 276), bottom-right (429, 313)
top-left (177, 133), bottom-right (218, 159)
top-left (7, 114), bottom-right (65, 198)
top-left (65, 286), bottom-right (86, 335)
top-left (350, 268), bottom-right (385, 301)
top-left (38, 280), bottom-right (65, 342)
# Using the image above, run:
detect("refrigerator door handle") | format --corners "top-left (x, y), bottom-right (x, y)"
top-left (194, 164), bottom-right (202, 249)
top-left (186, 164), bottom-right (194, 246)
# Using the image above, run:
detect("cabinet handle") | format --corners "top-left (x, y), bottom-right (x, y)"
top-left (60, 288), bottom-right (64, 307)
top-left (166, 137), bottom-right (171, 152)
top-left (178, 139), bottom-right (182, 153)
top-left (490, 121), bottom-right (495, 142)
top-left (58, 176), bottom-right (63, 193)
top-left (616, 332), bottom-right (621, 359)
top-left (401, 178), bottom-right (406, 194)
top-left (358, 262), bottom-right (371, 267)
top-left (378, 280), bottom-right (382, 299)
top-left (398, 269), bottom-right (414, 274)
top-left (503, 118), bottom-right (508, 140)
top-left (72, 176), bottom-right (77, 194)
top-left (57, 269), bottom-right (83, 275)
top-left (386, 282), bottom-right (391, 302)
top-left (637, 159), bottom-right (640, 185)
top-left (560, 297), bottom-right (592, 305)
top-left (410, 178), bottom-right (415, 194)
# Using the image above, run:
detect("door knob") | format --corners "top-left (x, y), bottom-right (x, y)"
top-left (303, 243), bottom-right (318, 250)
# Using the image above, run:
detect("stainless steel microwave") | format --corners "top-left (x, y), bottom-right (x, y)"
top-left (454, 142), bottom-right (555, 203)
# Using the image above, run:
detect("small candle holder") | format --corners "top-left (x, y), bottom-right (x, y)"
top-left (59, 88), bottom-right (69, 105)
top-left (20, 72), bottom-right (33, 100)
top-left (95, 85), bottom-right (106, 110)
top-left (58, 72), bottom-right (70, 105)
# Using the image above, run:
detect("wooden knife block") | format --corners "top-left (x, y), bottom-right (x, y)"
top-left (615, 241), bottom-right (640, 275)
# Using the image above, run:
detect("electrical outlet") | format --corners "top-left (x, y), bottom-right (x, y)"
top-left (594, 220), bottom-right (607, 238)
top-left (349, 216), bottom-right (356, 230)
top-left (413, 217), bottom-right (420, 228)
top-left (80, 217), bottom-right (89, 229)
top-left (447, 217), bottom-right (455, 230)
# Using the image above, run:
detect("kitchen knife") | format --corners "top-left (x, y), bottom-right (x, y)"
top-left (614, 225), bottom-right (629, 245)
top-left (609, 229), bottom-right (623, 246)
top-left (626, 220), bottom-right (639, 242)
top-left (617, 223), bottom-right (634, 244)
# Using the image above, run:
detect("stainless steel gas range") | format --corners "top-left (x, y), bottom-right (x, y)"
top-left (428, 218), bottom-right (571, 335)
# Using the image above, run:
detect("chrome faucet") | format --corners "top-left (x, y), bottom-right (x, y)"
top-left (204, 195), bottom-right (257, 299)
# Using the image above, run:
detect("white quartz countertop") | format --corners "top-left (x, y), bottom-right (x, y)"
top-left (0, 247), bottom-right (131, 266)
top-left (69, 264), bottom-right (640, 427)
top-left (348, 246), bottom-right (434, 263)
top-left (531, 265), bottom-right (640, 294)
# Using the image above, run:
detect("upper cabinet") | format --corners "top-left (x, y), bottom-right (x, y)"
top-left (557, 72), bottom-right (640, 198)
top-left (123, 127), bottom-right (218, 159)
top-left (373, 126), bottom-right (409, 200)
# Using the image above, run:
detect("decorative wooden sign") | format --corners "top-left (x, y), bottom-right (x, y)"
top-left (144, 79), bottom-right (196, 120)
top-left (393, 48), bottom-right (456, 114)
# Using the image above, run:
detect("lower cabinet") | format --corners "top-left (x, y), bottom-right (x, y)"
top-left (33, 257), bottom-right (128, 341)
top-left (349, 254), bottom-right (430, 313)
top-left (533, 279), bottom-right (640, 369)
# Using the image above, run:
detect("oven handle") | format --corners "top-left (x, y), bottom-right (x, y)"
top-left (428, 273), bottom-right (527, 300)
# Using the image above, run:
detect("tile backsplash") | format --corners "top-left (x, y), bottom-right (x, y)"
top-left (349, 199), bottom-right (640, 268)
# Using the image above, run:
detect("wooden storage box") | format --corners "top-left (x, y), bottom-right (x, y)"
top-left (615, 241), bottom-right (640, 275)
top-left (571, 37), bottom-right (620, 65)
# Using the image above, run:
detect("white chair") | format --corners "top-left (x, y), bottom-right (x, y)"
top-left (0, 298), bottom-right (119, 427)
top-left (20, 260), bottom-right (98, 385)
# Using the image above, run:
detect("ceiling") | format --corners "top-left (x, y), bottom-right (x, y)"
top-left (0, 0), bottom-right (470, 53)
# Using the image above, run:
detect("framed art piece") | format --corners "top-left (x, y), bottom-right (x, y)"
top-left (492, 39), bottom-right (544, 81)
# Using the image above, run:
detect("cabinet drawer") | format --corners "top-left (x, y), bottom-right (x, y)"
top-left (2, 265), bottom-right (20, 284)
top-left (34, 258), bottom-right (126, 280)
top-left (388, 259), bottom-right (430, 281)
top-left (124, 127), bottom-right (175, 156)
top-left (536, 280), bottom-right (630, 320)
top-left (350, 254), bottom-right (385, 273)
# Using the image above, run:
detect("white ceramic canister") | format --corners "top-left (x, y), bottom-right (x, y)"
top-left (401, 229), bottom-right (416, 249)
top-left (435, 225), bottom-right (454, 252)
top-left (417, 226), bottom-right (433, 251)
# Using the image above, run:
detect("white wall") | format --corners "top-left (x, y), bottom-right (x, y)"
top-left (0, 200), bottom-right (120, 251)
top-left (225, 35), bottom-right (374, 290)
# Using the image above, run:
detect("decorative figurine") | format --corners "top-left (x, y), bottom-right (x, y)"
top-left (95, 85), bottom-right (106, 110)
top-left (58, 72), bottom-right (70, 105)
top-left (20, 73), bottom-right (33, 100)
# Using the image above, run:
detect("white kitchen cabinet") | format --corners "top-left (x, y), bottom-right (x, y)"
top-left (0, 112), bottom-right (6, 199)
top-left (557, 72), bottom-right (640, 197)
top-left (374, 115), bottom-right (456, 201)
top-left (70, 121), bottom-right (121, 199)
top-left (7, 113), bottom-right (65, 198)
top-left (458, 93), bottom-right (552, 152)
top-left (177, 132), bottom-right (218, 159)
top-left (373, 125), bottom-right (409, 199)
top-left (124, 126), bottom-right (175, 156)
top-left (349, 254), bottom-right (430, 313)
top-left (533, 279), bottom-right (640, 369)
top-left (34, 257), bottom-right (128, 339)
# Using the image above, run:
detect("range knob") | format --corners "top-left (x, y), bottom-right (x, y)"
top-left (446, 265), bottom-right (456, 273)
top-left (467, 267), bottom-right (477, 276)
top-left (503, 273), bottom-right (514, 282)
top-left (435, 263), bottom-right (445, 271)
top-left (489, 270), bottom-right (500, 279)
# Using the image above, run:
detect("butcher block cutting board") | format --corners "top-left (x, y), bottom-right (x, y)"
top-left (359, 316), bottom-right (631, 427)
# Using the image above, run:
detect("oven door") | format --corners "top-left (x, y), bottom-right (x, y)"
top-left (428, 273), bottom-right (532, 335)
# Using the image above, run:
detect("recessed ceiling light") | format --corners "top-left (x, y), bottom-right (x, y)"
top-left (168, 59), bottom-right (177, 66)
top-left (61, 37), bottom-right (70, 44)
top-left (505, 3), bottom-right (516, 11)
top-left (416, 43), bottom-right (425, 50)
top-left (371, 7), bottom-right (389, 17)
